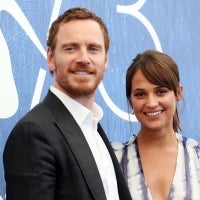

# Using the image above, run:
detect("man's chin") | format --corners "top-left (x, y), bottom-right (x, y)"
top-left (66, 87), bottom-right (97, 97)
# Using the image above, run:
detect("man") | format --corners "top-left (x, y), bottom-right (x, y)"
top-left (3, 7), bottom-right (132, 200)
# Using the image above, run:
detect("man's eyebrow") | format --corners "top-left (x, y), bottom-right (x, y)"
top-left (60, 43), bottom-right (78, 49)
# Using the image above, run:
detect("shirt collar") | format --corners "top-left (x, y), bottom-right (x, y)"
top-left (50, 86), bottom-right (103, 126)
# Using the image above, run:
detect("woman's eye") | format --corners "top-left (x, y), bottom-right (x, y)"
top-left (156, 88), bottom-right (168, 95)
top-left (133, 92), bottom-right (145, 98)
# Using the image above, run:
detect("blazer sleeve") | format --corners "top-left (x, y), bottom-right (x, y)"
top-left (3, 120), bottom-right (56, 200)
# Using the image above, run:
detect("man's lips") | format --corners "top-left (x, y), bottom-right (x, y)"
top-left (71, 69), bottom-right (94, 76)
top-left (73, 71), bottom-right (92, 75)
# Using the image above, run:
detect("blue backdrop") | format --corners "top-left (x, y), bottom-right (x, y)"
top-left (1, 0), bottom-right (200, 198)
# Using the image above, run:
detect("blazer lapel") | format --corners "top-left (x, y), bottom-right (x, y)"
top-left (98, 124), bottom-right (132, 200)
top-left (44, 91), bottom-right (107, 200)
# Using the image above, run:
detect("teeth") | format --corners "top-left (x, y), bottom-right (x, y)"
top-left (74, 71), bottom-right (90, 75)
top-left (146, 111), bottom-right (162, 116)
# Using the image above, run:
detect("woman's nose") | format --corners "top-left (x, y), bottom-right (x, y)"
top-left (146, 94), bottom-right (159, 107)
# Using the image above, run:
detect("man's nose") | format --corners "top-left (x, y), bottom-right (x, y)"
top-left (75, 49), bottom-right (90, 65)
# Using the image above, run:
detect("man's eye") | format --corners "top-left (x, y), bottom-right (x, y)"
top-left (89, 47), bottom-right (100, 53)
top-left (64, 47), bottom-right (75, 51)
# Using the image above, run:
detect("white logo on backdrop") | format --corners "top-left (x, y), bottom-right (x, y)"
top-left (99, 0), bottom-right (162, 121)
top-left (0, 0), bottom-right (63, 119)
top-left (0, 0), bottom-right (161, 122)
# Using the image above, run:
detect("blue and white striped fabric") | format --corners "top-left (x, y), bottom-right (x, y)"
top-left (112, 133), bottom-right (200, 200)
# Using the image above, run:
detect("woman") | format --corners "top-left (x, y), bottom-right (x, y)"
top-left (112, 50), bottom-right (200, 199)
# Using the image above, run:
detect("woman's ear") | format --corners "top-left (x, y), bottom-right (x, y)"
top-left (176, 85), bottom-right (183, 101)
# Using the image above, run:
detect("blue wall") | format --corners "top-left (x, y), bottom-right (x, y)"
top-left (1, 0), bottom-right (200, 198)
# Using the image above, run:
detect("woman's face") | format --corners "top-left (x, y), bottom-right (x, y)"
top-left (130, 69), bottom-right (182, 132)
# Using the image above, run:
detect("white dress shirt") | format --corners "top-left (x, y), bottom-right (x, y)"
top-left (50, 86), bottom-right (119, 200)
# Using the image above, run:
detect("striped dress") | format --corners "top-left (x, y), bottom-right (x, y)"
top-left (112, 133), bottom-right (200, 200)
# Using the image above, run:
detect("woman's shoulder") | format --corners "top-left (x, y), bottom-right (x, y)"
top-left (177, 133), bottom-right (199, 147)
top-left (177, 133), bottom-right (200, 157)
top-left (111, 135), bottom-right (137, 151)
top-left (111, 135), bottom-right (137, 163)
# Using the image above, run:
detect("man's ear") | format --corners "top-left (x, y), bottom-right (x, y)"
top-left (47, 48), bottom-right (55, 72)
top-left (104, 54), bottom-right (108, 71)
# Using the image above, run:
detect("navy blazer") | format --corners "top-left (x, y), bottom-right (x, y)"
top-left (3, 90), bottom-right (132, 200)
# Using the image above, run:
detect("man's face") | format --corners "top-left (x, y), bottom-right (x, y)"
top-left (47, 19), bottom-right (108, 100)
